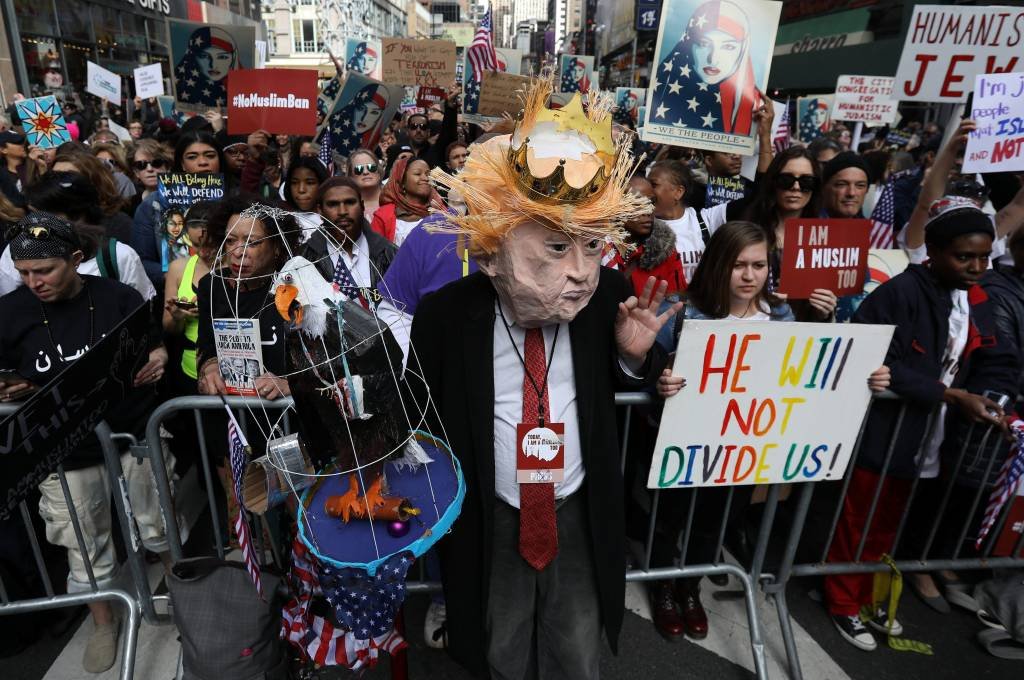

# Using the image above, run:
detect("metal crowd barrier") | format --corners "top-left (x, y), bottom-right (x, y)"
top-left (0, 405), bottom-right (144, 680)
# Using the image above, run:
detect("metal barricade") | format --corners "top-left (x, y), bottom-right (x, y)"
top-left (761, 391), bottom-right (1024, 680)
top-left (143, 393), bottom-right (772, 679)
top-left (0, 405), bottom-right (144, 680)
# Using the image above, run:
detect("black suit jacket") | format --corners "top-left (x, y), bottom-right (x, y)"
top-left (300, 222), bottom-right (397, 288)
top-left (409, 268), bottom-right (666, 676)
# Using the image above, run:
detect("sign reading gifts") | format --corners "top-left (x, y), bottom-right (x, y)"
top-left (648, 320), bottom-right (894, 489)
top-left (381, 38), bottom-right (456, 88)
top-left (227, 68), bottom-right (318, 136)
top-left (779, 218), bottom-right (870, 298)
top-left (963, 71), bottom-right (1024, 174)
top-left (893, 5), bottom-right (1024, 103)
top-left (832, 75), bottom-right (898, 124)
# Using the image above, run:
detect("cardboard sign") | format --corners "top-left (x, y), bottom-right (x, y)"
top-left (158, 173), bottom-right (226, 207)
top-left (227, 68), bottom-right (318, 135)
top-left (134, 63), bottom-right (165, 100)
top-left (832, 75), bottom-right (897, 124)
top-left (648, 320), bottom-right (894, 489)
top-left (478, 71), bottom-right (532, 118)
top-left (642, 0), bottom-right (782, 154)
top-left (87, 61), bottom-right (121, 103)
top-left (0, 303), bottom-right (149, 520)
top-left (893, 5), bottom-right (1024, 103)
top-left (779, 219), bottom-right (870, 298)
top-left (15, 96), bottom-right (71, 149)
top-left (963, 72), bottom-right (1024, 174)
top-left (169, 19), bottom-right (256, 111)
top-left (381, 39), bottom-right (456, 88)
top-left (796, 95), bottom-right (833, 143)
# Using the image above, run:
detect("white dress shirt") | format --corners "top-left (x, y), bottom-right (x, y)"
top-left (327, 232), bottom-right (372, 291)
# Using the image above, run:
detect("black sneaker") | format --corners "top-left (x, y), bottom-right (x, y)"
top-left (866, 608), bottom-right (903, 636)
top-left (832, 614), bottom-right (877, 651)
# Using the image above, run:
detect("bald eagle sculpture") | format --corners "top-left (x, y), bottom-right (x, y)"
top-left (273, 256), bottom-right (424, 520)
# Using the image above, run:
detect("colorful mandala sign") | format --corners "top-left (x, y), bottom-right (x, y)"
top-left (16, 96), bottom-right (71, 149)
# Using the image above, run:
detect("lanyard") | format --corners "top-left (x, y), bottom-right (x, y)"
top-left (497, 303), bottom-right (559, 427)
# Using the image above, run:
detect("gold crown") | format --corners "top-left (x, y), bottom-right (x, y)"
top-left (507, 93), bottom-right (616, 204)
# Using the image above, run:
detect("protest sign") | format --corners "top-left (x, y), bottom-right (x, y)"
top-left (778, 219), bottom-right (870, 298)
top-left (382, 39), bottom-right (456, 88)
top-left (496, 48), bottom-right (523, 75)
top-left (893, 5), bottom-right (1024, 103)
top-left (796, 95), bottom-right (833, 143)
top-left (346, 38), bottom-right (382, 80)
top-left (832, 75), bottom-right (897, 125)
top-left (615, 87), bottom-right (645, 123)
top-left (158, 173), bottom-right (226, 207)
top-left (134, 63), bottom-right (165, 100)
top-left (558, 55), bottom-right (595, 94)
top-left (416, 86), bottom-right (447, 110)
top-left (87, 61), bottom-right (121, 103)
top-left (323, 73), bottom-right (403, 155)
top-left (705, 175), bottom-right (748, 207)
top-left (227, 68), bottom-right (318, 135)
top-left (169, 19), bottom-right (255, 110)
top-left (107, 118), bottom-right (131, 142)
top-left (213, 319), bottom-right (264, 397)
top-left (0, 303), bottom-right (149, 519)
top-left (963, 72), bottom-right (1024, 174)
top-left (647, 320), bottom-right (894, 489)
top-left (834, 248), bottom-right (911, 322)
top-left (15, 96), bottom-right (71, 149)
top-left (643, 0), bottom-right (782, 154)
top-left (478, 71), bottom-right (532, 118)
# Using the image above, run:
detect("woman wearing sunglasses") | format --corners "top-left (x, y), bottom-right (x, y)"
top-left (347, 148), bottom-right (383, 222)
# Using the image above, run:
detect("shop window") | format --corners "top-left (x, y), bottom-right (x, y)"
top-left (19, 36), bottom-right (66, 98)
top-left (292, 19), bottom-right (320, 53)
top-left (13, 0), bottom-right (56, 37)
top-left (57, 0), bottom-right (94, 43)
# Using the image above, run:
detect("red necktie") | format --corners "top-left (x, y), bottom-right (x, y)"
top-left (518, 327), bottom-right (558, 571)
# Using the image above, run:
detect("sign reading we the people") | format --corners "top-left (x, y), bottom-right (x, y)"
top-left (893, 5), bottom-right (1024, 103)
top-left (641, 0), bottom-right (782, 154)
top-left (227, 68), bottom-right (318, 135)
top-left (381, 38), bottom-right (456, 88)
top-left (648, 321), bottom-right (893, 489)
top-left (963, 71), bottom-right (1024, 174)
top-left (779, 219), bottom-right (870, 298)
top-left (832, 75), bottom-right (898, 125)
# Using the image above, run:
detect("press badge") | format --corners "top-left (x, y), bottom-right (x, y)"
top-left (516, 422), bottom-right (565, 484)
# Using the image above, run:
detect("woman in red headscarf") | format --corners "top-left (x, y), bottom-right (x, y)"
top-left (370, 157), bottom-right (447, 246)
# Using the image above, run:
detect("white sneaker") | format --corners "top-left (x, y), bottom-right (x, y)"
top-left (866, 608), bottom-right (903, 636)
top-left (832, 614), bottom-right (877, 651)
top-left (83, 618), bottom-right (121, 673)
top-left (423, 601), bottom-right (447, 649)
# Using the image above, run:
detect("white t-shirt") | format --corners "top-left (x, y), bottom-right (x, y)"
top-left (916, 289), bottom-right (970, 479)
top-left (660, 206), bottom-right (723, 283)
top-left (0, 241), bottom-right (157, 300)
top-left (394, 218), bottom-right (421, 247)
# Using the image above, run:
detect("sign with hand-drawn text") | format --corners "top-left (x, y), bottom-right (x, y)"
top-left (963, 71), bottom-right (1024, 173)
top-left (478, 71), bottom-right (532, 118)
top-left (382, 39), bottom-right (456, 88)
top-left (133, 63), bottom-right (165, 100)
top-left (648, 320), bottom-right (893, 488)
top-left (779, 219), bottom-right (870, 298)
top-left (832, 75), bottom-right (898, 124)
top-left (893, 5), bottom-right (1024, 103)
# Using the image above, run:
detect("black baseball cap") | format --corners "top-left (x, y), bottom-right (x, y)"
top-left (0, 130), bottom-right (26, 146)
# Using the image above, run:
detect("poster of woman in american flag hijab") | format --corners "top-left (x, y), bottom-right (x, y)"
top-left (643, 0), bottom-right (781, 154)
top-left (559, 55), bottom-right (594, 94)
top-left (169, 20), bottom-right (255, 111)
top-left (345, 39), bottom-right (382, 80)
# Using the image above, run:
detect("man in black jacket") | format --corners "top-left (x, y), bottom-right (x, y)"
top-left (982, 228), bottom-right (1024, 402)
top-left (304, 176), bottom-right (396, 299)
top-left (825, 198), bottom-right (1018, 651)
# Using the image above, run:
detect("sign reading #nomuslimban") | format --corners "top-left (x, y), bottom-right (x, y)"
top-left (648, 320), bottom-right (893, 489)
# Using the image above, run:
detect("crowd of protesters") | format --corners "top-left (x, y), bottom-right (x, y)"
top-left (0, 80), bottom-right (1023, 677)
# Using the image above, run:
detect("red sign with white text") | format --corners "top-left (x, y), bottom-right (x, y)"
top-left (779, 219), bottom-right (870, 298)
top-left (227, 68), bottom-right (318, 136)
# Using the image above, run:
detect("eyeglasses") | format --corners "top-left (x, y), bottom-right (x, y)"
top-left (132, 158), bottom-right (169, 171)
top-left (774, 173), bottom-right (817, 193)
top-left (352, 163), bottom-right (379, 175)
top-left (408, 122), bottom-right (429, 131)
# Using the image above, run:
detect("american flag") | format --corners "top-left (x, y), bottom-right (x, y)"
top-left (773, 100), bottom-right (791, 153)
top-left (869, 172), bottom-right (898, 249)
top-left (976, 419), bottom-right (1024, 549)
top-left (467, 5), bottom-right (498, 79)
top-left (225, 406), bottom-right (263, 598)
top-left (319, 128), bottom-right (334, 175)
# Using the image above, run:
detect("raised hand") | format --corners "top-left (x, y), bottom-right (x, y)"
top-left (614, 276), bottom-right (683, 364)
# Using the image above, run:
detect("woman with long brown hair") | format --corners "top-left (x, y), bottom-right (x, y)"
top-left (51, 146), bottom-right (134, 243)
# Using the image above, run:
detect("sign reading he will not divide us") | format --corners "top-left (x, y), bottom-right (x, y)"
top-left (648, 321), bottom-right (893, 489)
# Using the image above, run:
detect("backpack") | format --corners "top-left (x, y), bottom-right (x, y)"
top-left (95, 237), bottom-right (120, 281)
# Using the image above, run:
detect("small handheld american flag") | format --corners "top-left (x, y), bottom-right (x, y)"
top-left (319, 128), bottom-right (334, 176)
top-left (773, 100), bottom-right (791, 154)
top-left (868, 171), bottom-right (901, 250)
top-left (225, 405), bottom-right (264, 597)
top-left (976, 419), bottom-right (1024, 549)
